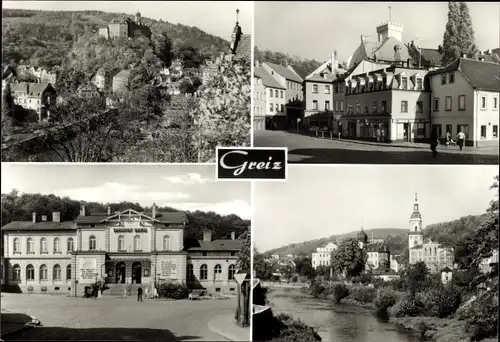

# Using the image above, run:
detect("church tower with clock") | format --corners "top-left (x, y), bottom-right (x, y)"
top-left (408, 193), bottom-right (423, 249)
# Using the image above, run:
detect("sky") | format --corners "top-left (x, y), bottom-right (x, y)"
top-left (2, 1), bottom-right (253, 40)
top-left (1, 164), bottom-right (251, 219)
top-left (254, 165), bottom-right (498, 252)
top-left (255, 2), bottom-right (500, 63)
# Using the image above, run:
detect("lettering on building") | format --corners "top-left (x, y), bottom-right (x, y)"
top-left (79, 259), bottom-right (97, 280)
top-left (113, 228), bottom-right (148, 233)
top-left (161, 261), bottom-right (177, 279)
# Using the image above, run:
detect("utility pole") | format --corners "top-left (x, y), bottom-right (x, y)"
top-left (388, 6), bottom-right (392, 21)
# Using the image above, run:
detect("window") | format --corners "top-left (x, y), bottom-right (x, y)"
top-left (372, 101), bottom-right (377, 113)
top-left (481, 125), bottom-right (487, 138)
top-left (445, 96), bottom-right (452, 111)
top-left (494, 125), bottom-right (498, 138)
top-left (334, 84), bottom-right (339, 93)
top-left (269, 103), bottom-right (273, 112)
top-left (53, 265), bottom-right (61, 280)
top-left (275, 104), bottom-right (279, 112)
top-left (347, 105), bottom-right (354, 114)
top-left (40, 238), bottom-right (48, 253)
top-left (53, 238), bottom-right (60, 253)
top-left (200, 264), bottom-right (208, 280)
top-left (446, 124), bottom-right (453, 135)
top-left (364, 104), bottom-right (369, 114)
top-left (340, 100), bottom-right (344, 111)
top-left (432, 124), bottom-right (442, 137)
top-left (163, 235), bottom-right (171, 250)
top-left (416, 101), bottom-right (423, 113)
top-left (89, 236), bottom-right (96, 251)
top-left (312, 84), bottom-right (318, 93)
top-left (334, 100), bottom-right (339, 112)
top-left (325, 101), bottom-right (330, 111)
top-left (134, 235), bottom-right (141, 251)
top-left (118, 235), bottom-right (125, 250)
top-left (449, 73), bottom-right (455, 84)
top-left (214, 264), bottom-right (222, 281)
top-left (280, 90), bottom-right (283, 98)
top-left (13, 238), bottom-right (20, 253)
top-left (67, 238), bottom-right (74, 253)
top-left (401, 101), bottom-right (408, 113)
top-left (66, 265), bottom-right (71, 280)
top-left (186, 264), bottom-right (194, 281)
top-left (312, 100), bottom-right (318, 110)
top-left (13, 264), bottom-right (21, 281)
top-left (325, 85), bottom-right (331, 94)
top-left (494, 97), bottom-right (498, 110)
top-left (441, 74), bottom-right (447, 85)
top-left (481, 96), bottom-right (486, 109)
top-left (356, 104), bottom-right (361, 113)
top-left (416, 78), bottom-right (423, 90)
top-left (40, 265), bottom-right (48, 280)
top-left (26, 264), bottom-right (34, 280)
top-left (458, 95), bottom-right (465, 110)
top-left (27, 238), bottom-right (34, 253)
top-left (401, 77), bottom-right (408, 89)
top-left (269, 89), bottom-right (273, 98)
top-left (228, 264), bottom-right (236, 280)
top-left (275, 89), bottom-right (278, 97)
top-left (433, 98), bottom-right (439, 111)
top-left (417, 123), bottom-right (425, 136)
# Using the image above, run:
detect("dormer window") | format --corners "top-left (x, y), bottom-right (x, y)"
top-left (401, 77), bottom-right (408, 89)
top-left (416, 78), bottom-right (423, 90)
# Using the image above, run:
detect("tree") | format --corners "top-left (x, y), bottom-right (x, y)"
top-left (294, 256), bottom-right (314, 279)
top-left (457, 2), bottom-right (477, 57)
top-left (406, 261), bottom-right (429, 294)
top-left (237, 228), bottom-right (251, 272)
top-left (330, 238), bottom-right (367, 280)
top-left (153, 32), bottom-right (173, 67)
top-left (254, 251), bottom-right (273, 280)
top-left (441, 1), bottom-right (476, 66)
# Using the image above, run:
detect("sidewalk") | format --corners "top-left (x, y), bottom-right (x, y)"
top-left (207, 314), bottom-right (250, 341)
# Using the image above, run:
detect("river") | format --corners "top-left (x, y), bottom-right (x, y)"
top-left (266, 287), bottom-right (421, 342)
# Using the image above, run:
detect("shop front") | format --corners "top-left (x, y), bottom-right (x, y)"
top-left (103, 256), bottom-right (152, 285)
top-left (340, 115), bottom-right (391, 142)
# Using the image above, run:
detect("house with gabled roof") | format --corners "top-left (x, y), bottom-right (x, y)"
top-left (254, 64), bottom-right (286, 130)
top-left (10, 82), bottom-right (57, 122)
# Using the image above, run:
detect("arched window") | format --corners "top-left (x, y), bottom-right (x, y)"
top-left (134, 235), bottom-right (141, 251)
top-left (40, 238), bottom-right (48, 253)
top-left (118, 235), bottom-right (125, 251)
top-left (26, 264), bottom-right (34, 280)
top-left (27, 238), bottom-right (34, 253)
top-left (13, 238), bottom-right (20, 253)
top-left (214, 264), bottom-right (222, 281)
top-left (53, 264), bottom-right (61, 280)
top-left (67, 238), bottom-right (74, 253)
top-left (434, 247), bottom-right (437, 255)
top-left (187, 264), bottom-right (194, 281)
top-left (228, 264), bottom-right (236, 280)
top-left (40, 265), bottom-right (48, 280)
top-left (89, 236), bottom-right (96, 251)
top-left (200, 264), bottom-right (208, 280)
top-left (53, 238), bottom-right (60, 253)
top-left (13, 264), bottom-right (21, 281)
top-left (163, 236), bottom-right (171, 250)
top-left (66, 265), bottom-right (72, 280)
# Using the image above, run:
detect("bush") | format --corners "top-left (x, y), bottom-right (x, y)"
top-left (464, 291), bottom-right (498, 341)
top-left (27, 285), bottom-right (34, 292)
top-left (374, 288), bottom-right (398, 314)
top-left (271, 313), bottom-right (322, 342)
top-left (388, 293), bottom-right (425, 318)
top-left (41, 286), bottom-right (47, 292)
top-left (431, 285), bottom-right (462, 318)
top-left (333, 283), bottom-right (350, 304)
top-left (158, 282), bottom-right (189, 299)
top-left (309, 281), bottom-right (326, 298)
top-left (348, 286), bottom-right (377, 304)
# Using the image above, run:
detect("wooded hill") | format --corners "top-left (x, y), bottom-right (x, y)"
top-left (1, 190), bottom-right (250, 241)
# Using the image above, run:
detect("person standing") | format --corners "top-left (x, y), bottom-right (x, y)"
top-left (153, 286), bottom-right (158, 299)
top-left (137, 287), bottom-right (143, 302)
top-left (457, 130), bottom-right (466, 150)
top-left (430, 131), bottom-right (439, 158)
top-left (376, 127), bottom-right (381, 142)
top-left (144, 287), bottom-right (149, 300)
top-left (445, 131), bottom-right (451, 147)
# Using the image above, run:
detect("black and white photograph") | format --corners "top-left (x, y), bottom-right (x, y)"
top-left (0, 164), bottom-right (251, 341)
top-left (1, 1), bottom-right (251, 162)
top-left (252, 166), bottom-right (498, 342)
top-left (253, 2), bottom-right (499, 164)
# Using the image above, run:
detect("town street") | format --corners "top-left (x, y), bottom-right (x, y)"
top-left (254, 130), bottom-right (499, 164)
top-left (1, 293), bottom-right (241, 341)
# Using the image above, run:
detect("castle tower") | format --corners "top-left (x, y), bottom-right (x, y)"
top-left (408, 193), bottom-right (423, 249)
top-left (376, 22), bottom-right (403, 42)
top-left (135, 11), bottom-right (141, 25)
top-left (357, 226), bottom-right (368, 249)
top-left (230, 9), bottom-right (242, 54)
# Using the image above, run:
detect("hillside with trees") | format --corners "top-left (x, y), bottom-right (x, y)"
top-left (254, 46), bottom-right (323, 77)
top-left (0, 189), bottom-right (250, 240)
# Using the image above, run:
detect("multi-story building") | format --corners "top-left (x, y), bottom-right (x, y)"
top-left (408, 193), bottom-right (454, 273)
top-left (91, 68), bottom-right (110, 92)
top-left (112, 70), bottom-right (132, 94)
top-left (253, 66), bottom-right (266, 130)
top-left (311, 242), bottom-right (338, 269)
top-left (479, 250), bottom-right (499, 274)
top-left (99, 12), bottom-right (151, 40)
top-left (10, 82), bottom-right (57, 122)
top-left (1, 205), bottom-right (242, 296)
top-left (427, 57), bottom-right (499, 147)
top-left (255, 65), bottom-right (286, 129)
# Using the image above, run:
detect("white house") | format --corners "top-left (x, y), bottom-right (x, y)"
top-left (441, 266), bottom-right (453, 285)
top-left (312, 242), bottom-right (338, 269)
top-left (255, 65), bottom-right (286, 130)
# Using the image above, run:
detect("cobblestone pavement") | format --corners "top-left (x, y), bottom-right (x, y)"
top-left (254, 130), bottom-right (499, 164)
top-left (1, 293), bottom-right (240, 341)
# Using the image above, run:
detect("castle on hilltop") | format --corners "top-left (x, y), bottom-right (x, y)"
top-left (99, 11), bottom-right (152, 40)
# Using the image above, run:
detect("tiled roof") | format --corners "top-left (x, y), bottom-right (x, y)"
top-left (75, 211), bottom-right (187, 224)
top-left (1, 221), bottom-right (77, 231)
top-left (441, 266), bottom-right (453, 272)
top-left (428, 58), bottom-right (500, 92)
top-left (370, 37), bottom-right (410, 62)
top-left (185, 239), bottom-right (243, 251)
top-left (113, 70), bottom-right (131, 80)
top-left (235, 34), bottom-right (251, 59)
top-left (419, 48), bottom-right (442, 66)
top-left (265, 62), bottom-right (303, 83)
top-left (290, 64), bottom-right (308, 79)
top-left (10, 82), bottom-right (51, 97)
top-left (254, 66), bottom-right (285, 89)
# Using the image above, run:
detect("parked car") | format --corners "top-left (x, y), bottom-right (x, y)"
top-left (188, 289), bottom-right (205, 300)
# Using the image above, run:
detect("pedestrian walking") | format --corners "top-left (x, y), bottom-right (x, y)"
top-left (137, 287), bottom-right (143, 302)
top-left (381, 128), bottom-right (385, 142)
top-left (457, 131), bottom-right (466, 150)
top-left (153, 286), bottom-right (158, 299)
top-left (445, 131), bottom-right (451, 147)
top-left (144, 287), bottom-right (149, 300)
top-left (376, 127), bottom-right (381, 142)
top-left (430, 131), bottom-right (439, 158)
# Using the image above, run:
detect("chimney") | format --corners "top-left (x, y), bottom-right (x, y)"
top-left (80, 204), bottom-right (86, 216)
top-left (231, 232), bottom-right (235, 240)
top-left (203, 230), bottom-right (212, 242)
top-left (331, 51), bottom-right (336, 72)
top-left (52, 212), bottom-right (60, 223)
top-left (107, 206), bottom-right (111, 215)
top-left (41, 215), bottom-right (47, 221)
top-left (152, 203), bottom-right (156, 218)
top-left (32, 212), bottom-right (36, 223)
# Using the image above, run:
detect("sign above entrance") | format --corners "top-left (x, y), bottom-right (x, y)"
top-left (113, 228), bottom-right (148, 233)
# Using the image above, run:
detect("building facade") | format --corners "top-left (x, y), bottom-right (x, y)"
top-left (112, 70), bottom-right (132, 94)
top-left (99, 12), bottom-right (152, 40)
top-left (311, 242), bottom-right (337, 269)
top-left (1, 205), bottom-right (241, 296)
top-left (253, 69), bottom-right (266, 131)
top-left (10, 82), bottom-right (57, 122)
top-left (255, 65), bottom-right (286, 130)
top-left (428, 58), bottom-right (499, 147)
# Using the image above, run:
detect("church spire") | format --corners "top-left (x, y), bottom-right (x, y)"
top-left (415, 192), bottom-right (418, 202)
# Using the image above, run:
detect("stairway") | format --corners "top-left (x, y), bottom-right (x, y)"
top-left (102, 283), bottom-right (143, 298)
